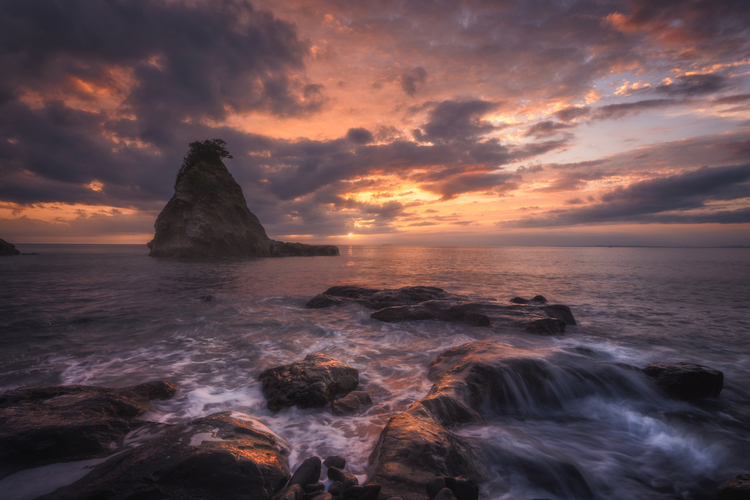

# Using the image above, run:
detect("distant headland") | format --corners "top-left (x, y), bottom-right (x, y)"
top-left (147, 139), bottom-right (339, 258)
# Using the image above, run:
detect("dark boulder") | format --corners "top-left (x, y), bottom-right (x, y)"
top-left (368, 340), bottom-right (602, 500)
top-left (289, 456), bottom-right (322, 488)
top-left (328, 466), bottom-right (359, 489)
top-left (643, 362), bottom-right (723, 400)
top-left (147, 157), bottom-right (338, 258)
top-left (273, 484), bottom-right (305, 500)
top-left (0, 238), bottom-right (20, 256)
top-left (39, 412), bottom-right (291, 500)
top-left (542, 304), bottom-right (576, 325)
top-left (307, 286), bottom-right (572, 333)
top-left (332, 391), bottom-right (373, 415)
top-left (427, 476), bottom-right (478, 500)
top-left (525, 318), bottom-right (567, 335)
top-left (260, 353), bottom-right (359, 411)
top-left (343, 484), bottom-right (381, 500)
top-left (717, 474), bottom-right (750, 500)
top-left (0, 381), bottom-right (177, 478)
top-left (324, 455), bottom-right (347, 469)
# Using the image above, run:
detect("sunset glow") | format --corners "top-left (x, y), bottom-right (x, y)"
top-left (1, 0), bottom-right (749, 246)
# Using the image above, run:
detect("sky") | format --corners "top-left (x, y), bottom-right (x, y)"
top-left (1, 0), bottom-right (750, 246)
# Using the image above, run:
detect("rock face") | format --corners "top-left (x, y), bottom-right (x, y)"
top-left (332, 391), bottom-right (372, 415)
top-left (367, 340), bottom-right (610, 500)
top-left (147, 159), bottom-right (338, 258)
top-left (39, 412), bottom-right (292, 500)
top-left (0, 381), bottom-right (177, 478)
top-left (307, 286), bottom-right (575, 333)
top-left (259, 353), bottom-right (359, 411)
top-left (643, 362), bottom-right (724, 400)
top-left (0, 238), bottom-right (20, 256)
top-left (717, 474), bottom-right (750, 500)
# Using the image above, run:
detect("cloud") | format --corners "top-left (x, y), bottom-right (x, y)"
top-left (592, 99), bottom-right (679, 120)
top-left (399, 67), bottom-right (427, 96)
top-left (655, 74), bottom-right (728, 97)
top-left (508, 164), bottom-right (750, 227)
top-left (524, 120), bottom-right (576, 138)
top-left (346, 127), bottom-right (374, 144)
top-left (414, 99), bottom-right (500, 144)
top-left (555, 106), bottom-right (591, 122)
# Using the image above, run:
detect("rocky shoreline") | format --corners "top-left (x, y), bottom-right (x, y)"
top-left (0, 286), bottom-right (743, 500)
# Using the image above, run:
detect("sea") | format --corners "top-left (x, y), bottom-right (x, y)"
top-left (0, 244), bottom-right (749, 500)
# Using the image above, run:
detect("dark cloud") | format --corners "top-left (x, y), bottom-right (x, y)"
top-left (508, 164), bottom-right (750, 227)
top-left (414, 99), bottom-right (500, 144)
top-left (555, 106), bottom-right (591, 122)
top-left (654, 74), bottom-right (727, 96)
top-left (524, 120), bottom-right (576, 138)
top-left (713, 94), bottom-right (750, 105)
top-left (346, 127), bottom-right (374, 144)
top-left (592, 99), bottom-right (678, 120)
top-left (399, 67), bottom-right (427, 96)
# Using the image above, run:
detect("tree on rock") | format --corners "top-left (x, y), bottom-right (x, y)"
top-left (176, 139), bottom-right (233, 185)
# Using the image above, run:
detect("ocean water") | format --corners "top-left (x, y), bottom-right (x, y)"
top-left (0, 244), bottom-right (749, 500)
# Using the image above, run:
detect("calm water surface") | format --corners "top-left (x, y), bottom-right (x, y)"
top-left (1, 245), bottom-right (748, 500)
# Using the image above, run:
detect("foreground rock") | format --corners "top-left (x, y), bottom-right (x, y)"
top-left (39, 412), bottom-right (291, 500)
top-left (0, 381), bottom-right (177, 478)
top-left (0, 238), bottom-right (20, 256)
top-left (365, 340), bottom-right (643, 499)
top-left (259, 353), bottom-right (359, 411)
top-left (307, 286), bottom-right (575, 332)
top-left (643, 362), bottom-right (724, 400)
top-left (147, 157), bottom-right (338, 258)
top-left (717, 474), bottom-right (750, 500)
top-left (332, 391), bottom-right (372, 415)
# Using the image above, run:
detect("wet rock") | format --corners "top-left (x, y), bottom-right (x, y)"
top-left (427, 477), bottom-right (478, 500)
top-left (0, 238), bottom-right (20, 256)
top-left (368, 340), bottom-right (603, 500)
top-left (304, 483), bottom-right (325, 493)
top-left (324, 455), bottom-right (347, 469)
top-left (0, 381), bottom-right (178, 478)
top-left (328, 466), bottom-right (359, 489)
top-left (643, 362), bottom-right (724, 400)
top-left (198, 295), bottom-right (214, 302)
top-left (433, 488), bottom-right (458, 500)
top-left (329, 481), bottom-right (344, 495)
top-left (273, 484), bottom-right (305, 500)
top-left (260, 354), bottom-right (359, 411)
top-left (343, 484), bottom-right (381, 500)
top-left (542, 304), bottom-right (576, 325)
top-left (310, 494), bottom-right (333, 500)
top-left (332, 391), bottom-right (373, 415)
top-left (308, 286), bottom-right (571, 332)
top-left (289, 456), bottom-right (322, 487)
top-left (717, 474), bottom-right (750, 500)
top-left (39, 412), bottom-right (291, 500)
top-left (525, 318), bottom-right (567, 335)
top-left (147, 155), bottom-right (338, 258)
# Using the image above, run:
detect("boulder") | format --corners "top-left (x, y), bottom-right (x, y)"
top-left (323, 455), bottom-right (347, 469)
top-left (38, 412), bottom-right (291, 500)
top-left (307, 286), bottom-right (571, 331)
top-left (542, 304), bottom-right (576, 325)
top-left (328, 466), bottom-right (359, 489)
top-left (289, 456), bottom-right (322, 487)
top-left (525, 318), bottom-right (567, 335)
top-left (367, 340), bottom-right (602, 500)
top-left (0, 238), bottom-right (20, 256)
top-left (0, 381), bottom-right (177, 478)
top-left (332, 391), bottom-right (373, 415)
top-left (260, 353), bottom-right (359, 411)
top-left (147, 158), bottom-right (338, 258)
top-left (643, 362), bottom-right (723, 400)
top-left (717, 474), bottom-right (750, 500)
top-left (273, 484), bottom-right (305, 500)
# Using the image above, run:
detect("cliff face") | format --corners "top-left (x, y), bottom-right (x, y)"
top-left (147, 160), bottom-right (338, 258)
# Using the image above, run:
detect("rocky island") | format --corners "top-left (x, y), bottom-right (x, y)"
top-left (148, 139), bottom-right (339, 258)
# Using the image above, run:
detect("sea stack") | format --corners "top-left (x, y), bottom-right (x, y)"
top-left (148, 143), bottom-right (338, 258)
